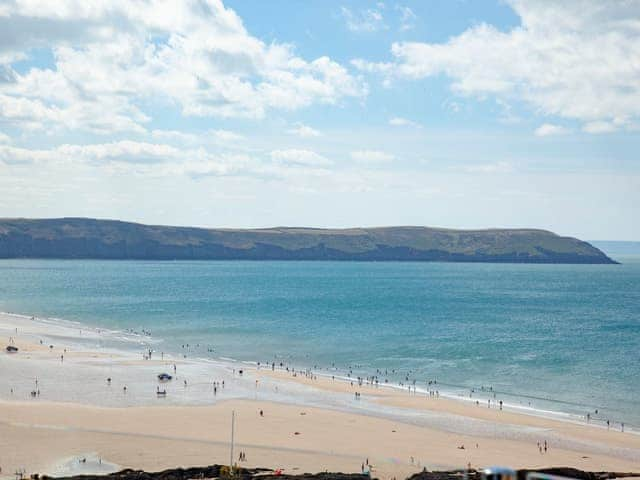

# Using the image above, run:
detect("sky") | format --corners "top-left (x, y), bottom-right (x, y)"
top-left (0, 1), bottom-right (639, 240)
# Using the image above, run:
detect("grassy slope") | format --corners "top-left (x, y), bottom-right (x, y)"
top-left (0, 217), bottom-right (613, 262)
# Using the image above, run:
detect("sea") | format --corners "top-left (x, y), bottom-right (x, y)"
top-left (1, 257), bottom-right (639, 427)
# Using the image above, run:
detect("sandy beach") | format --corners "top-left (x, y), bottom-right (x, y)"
top-left (1, 312), bottom-right (639, 480)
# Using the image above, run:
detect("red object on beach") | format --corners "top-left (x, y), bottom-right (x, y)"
top-left (274, 469), bottom-right (283, 476)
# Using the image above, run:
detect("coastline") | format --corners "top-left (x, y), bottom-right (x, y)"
top-left (1, 312), bottom-right (639, 479)
top-left (1, 310), bottom-right (632, 431)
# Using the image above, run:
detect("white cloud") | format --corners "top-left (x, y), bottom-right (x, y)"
top-left (464, 161), bottom-right (513, 174)
top-left (0, 1), bottom-right (367, 134)
top-left (582, 121), bottom-right (617, 134)
top-left (351, 150), bottom-right (395, 164)
top-left (0, 69), bottom-right (151, 134)
top-left (164, 155), bottom-right (248, 179)
top-left (151, 130), bottom-right (199, 144)
top-left (0, 141), bottom-right (338, 183)
top-left (0, 131), bottom-right (11, 144)
top-left (350, 58), bottom-right (394, 75)
top-left (534, 123), bottom-right (570, 137)
top-left (354, 1), bottom-right (640, 133)
top-left (341, 6), bottom-right (386, 32)
top-left (389, 116), bottom-right (421, 128)
top-left (0, 140), bottom-right (266, 180)
top-left (0, 141), bottom-right (234, 176)
top-left (56, 141), bottom-right (180, 164)
top-left (210, 130), bottom-right (244, 142)
top-left (287, 124), bottom-right (322, 137)
top-left (271, 149), bottom-right (332, 167)
top-left (151, 129), bottom-right (244, 145)
top-left (0, 141), bottom-right (181, 165)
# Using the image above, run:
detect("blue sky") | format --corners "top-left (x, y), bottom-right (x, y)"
top-left (0, 1), bottom-right (638, 239)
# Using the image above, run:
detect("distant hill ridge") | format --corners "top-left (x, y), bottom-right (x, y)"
top-left (0, 217), bottom-right (616, 264)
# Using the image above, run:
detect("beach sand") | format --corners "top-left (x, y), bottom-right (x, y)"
top-left (1, 313), bottom-right (639, 480)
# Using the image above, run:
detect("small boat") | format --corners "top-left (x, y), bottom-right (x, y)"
top-left (157, 373), bottom-right (172, 381)
top-left (6, 345), bottom-right (18, 353)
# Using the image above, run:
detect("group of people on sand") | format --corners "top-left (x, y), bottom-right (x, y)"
top-left (213, 380), bottom-right (224, 395)
top-left (537, 440), bottom-right (549, 454)
top-left (585, 409), bottom-right (624, 432)
top-left (469, 386), bottom-right (508, 412)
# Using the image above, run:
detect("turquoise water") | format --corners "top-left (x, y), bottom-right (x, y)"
top-left (0, 258), bottom-right (639, 426)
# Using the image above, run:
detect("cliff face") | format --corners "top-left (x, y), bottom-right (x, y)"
top-left (0, 218), bottom-right (616, 264)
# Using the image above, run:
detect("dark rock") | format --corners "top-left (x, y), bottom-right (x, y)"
top-left (40, 465), bottom-right (640, 480)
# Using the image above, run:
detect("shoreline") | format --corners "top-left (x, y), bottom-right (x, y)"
top-left (1, 309), bottom-right (631, 434)
top-left (1, 312), bottom-right (639, 479)
top-left (274, 367), bottom-right (634, 436)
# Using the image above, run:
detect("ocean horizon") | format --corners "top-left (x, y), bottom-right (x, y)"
top-left (1, 257), bottom-right (639, 428)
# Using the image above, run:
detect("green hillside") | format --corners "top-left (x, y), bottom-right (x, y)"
top-left (0, 218), bottom-right (616, 264)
